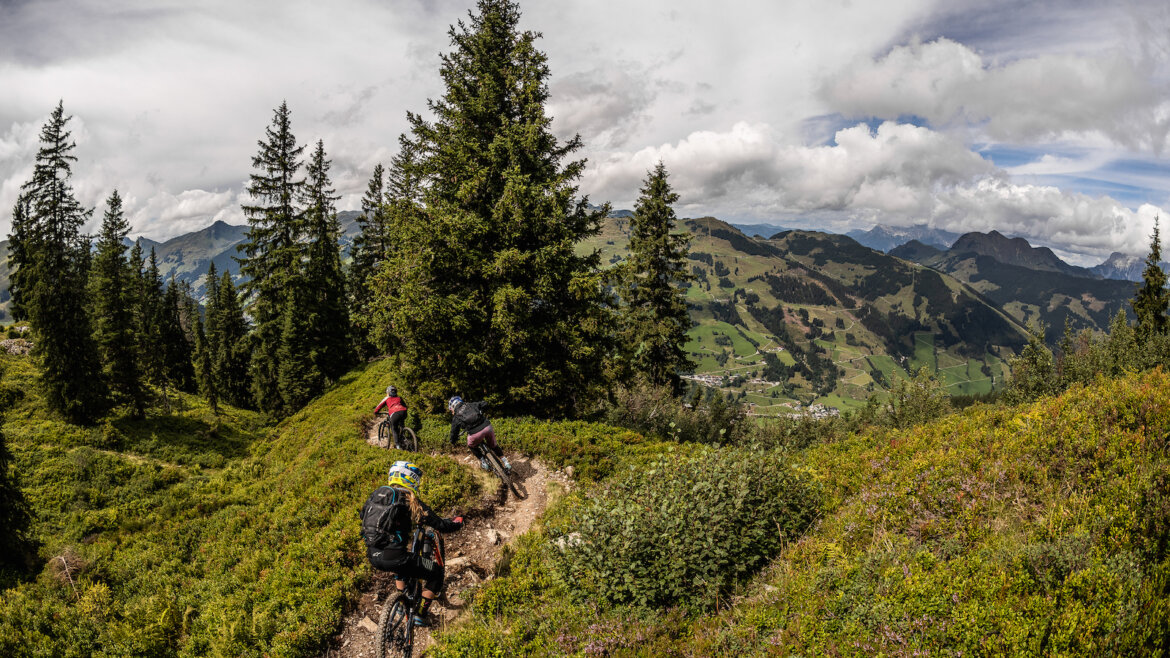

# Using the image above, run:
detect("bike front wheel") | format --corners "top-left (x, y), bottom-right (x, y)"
top-left (402, 427), bottom-right (419, 452)
top-left (377, 593), bottom-right (412, 658)
top-left (485, 452), bottom-right (524, 500)
top-left (377, 421), bottom-right (390, 449)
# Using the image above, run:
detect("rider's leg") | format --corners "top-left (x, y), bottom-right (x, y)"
top-left (479, 426), bottom-right (510, 470)
top-left (388, 411), bottom-right (407, 449)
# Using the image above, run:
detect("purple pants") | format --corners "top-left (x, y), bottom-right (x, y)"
top-left (466, 424), bottom-right (500, 452)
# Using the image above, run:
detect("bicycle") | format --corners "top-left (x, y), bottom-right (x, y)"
top-left (470, 443), bottom-right (525, 500)
top-left (376, 412), bottom-right (418, 452)
top-left (376, 525), bottom-right (446, 658)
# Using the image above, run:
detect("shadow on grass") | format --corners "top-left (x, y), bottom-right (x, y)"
top-left (110, 409), bottom-right (262, 468)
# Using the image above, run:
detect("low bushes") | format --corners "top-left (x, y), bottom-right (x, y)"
top-left (551, 447), bottom-right (821, 609)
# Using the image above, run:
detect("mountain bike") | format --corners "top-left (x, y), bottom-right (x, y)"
top-left (470, 443), bottom-right (524, 500)
top-left (377, 526), bottom-right (446, 658)
top-left (376, 412), bottom-right (418, 452)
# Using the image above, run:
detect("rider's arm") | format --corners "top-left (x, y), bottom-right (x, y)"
top-left (374, 397), bottom-right (388, 414)
top-left (447, 415), bottom-right (460, 445)
top-left (419, 499), bottom-right (463, 533)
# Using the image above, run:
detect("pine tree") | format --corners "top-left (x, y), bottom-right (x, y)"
top-left (370, 0), bottom-right (610, 415)
top-left (302, 139), bottom-right (352, 383)
top-left (238, 101), bottom-right (305, 413)
top-left (7, 195), bottom-right (33, 322)
top-left (194, 314), bottom-right (217, 414)
top-left (616, 162), bottom-right (694, 392)
top-left (10, 102), bottom-right (108, 423)
top-left (1133, 216), bottom-right (1169, 340)
top-left (277, 288), bottom-right (320, 413)
top-left (349, 162), bottom-right (387, 358)
top-left (161, 277), bottom-right (195, 393)
top-left (90, 190), bottom-right (146, 417)
top-left (213, 270), bottom-right (252, 408)
top-left (139, 248), bottom-right (167, 394)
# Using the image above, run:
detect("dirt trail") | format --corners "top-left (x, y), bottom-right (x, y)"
top-left (321, 425), bottom-right (569, 657)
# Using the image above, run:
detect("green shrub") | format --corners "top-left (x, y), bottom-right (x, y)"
top-left (552, 447), bottom-right (820, 609)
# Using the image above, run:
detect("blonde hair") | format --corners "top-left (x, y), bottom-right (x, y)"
top-left (404, 489), bottom-right (424, 524)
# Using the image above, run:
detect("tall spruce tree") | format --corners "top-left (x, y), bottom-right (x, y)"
top-left (10, 102), bottom-right (108, 422)
top-left (161, 277), bottom-right (196, 393)
top-left (349, 162), bottom-right (387, 357)
top-left (193, 314), bottom-right (217, 414)
top-left (302, 139), bottom-right (352, 383)
top-left (139, 249), bottom-right (167, 393)
top-left (617, 162), bottom-right (694, 392)
top-left (1133, 216), bottom-right (1169, 339)
top-left (213, 270), bottom-right (252, 408)
top-left (277, 287), bottom-right (320, 413)
top-left (7, 195), bottom-right (33, 322)
top-left (90, 190), bottom-right (146, 416)
top-left (370, 0), bottom-right (610, 415)
top-left (238, 101), bottom-right (305, 414)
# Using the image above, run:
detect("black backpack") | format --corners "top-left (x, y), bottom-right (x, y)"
top-left (453, 401), bottom-right (484, 429)
top-left (360, 486), bottom-right (410, 549)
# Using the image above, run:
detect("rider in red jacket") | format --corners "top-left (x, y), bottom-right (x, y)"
top-left (374, 386), bottom-right (409, 450)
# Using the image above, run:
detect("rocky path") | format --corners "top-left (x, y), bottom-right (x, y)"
top-left (321, 425), bottom-right (569, 657)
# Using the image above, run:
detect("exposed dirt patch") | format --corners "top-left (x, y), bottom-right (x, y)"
top-left (322, 438), bottom-right (570, 657)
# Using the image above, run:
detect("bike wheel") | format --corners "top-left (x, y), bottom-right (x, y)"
top-left (377, 593), bottom-right (411, 658)
top-left (378, 421), bottom-right (389, 448)
top-left (403, 427), bottom-right (419, 452)
top-left (486, 452), bottom-right (525, 500)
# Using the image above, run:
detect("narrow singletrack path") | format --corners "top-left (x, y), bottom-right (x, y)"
top-left (322, 427), bottom-right (568, 657)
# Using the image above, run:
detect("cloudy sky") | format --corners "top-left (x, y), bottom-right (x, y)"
top-left (2, 0), bottom-right (1168, 265)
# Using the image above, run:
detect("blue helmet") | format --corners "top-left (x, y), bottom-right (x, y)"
top-left (448, 395), bottom-right (463, 412)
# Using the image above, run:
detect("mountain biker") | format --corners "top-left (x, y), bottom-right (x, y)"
top-left (447, 395), bottom-right (510, 472)
top-left (360, 460), bottom-right (463, 627)
top-left (374, 385), bottom-right (408, 450)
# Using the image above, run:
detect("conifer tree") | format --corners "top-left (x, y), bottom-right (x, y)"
top-left (616, 162), bottom-right (694, 392)
top-left (161, 277), bottom-right (195, 393)
top-left (139, 248), bottom-right (167, 393)
top-left (238, 101), bottom-right (305, 413)
top-left (277, 288), bottom-right (320, 413)
top-left (9, 102), bottom-right (108, 422)
top-left (194, 314), bottom-right (217, 414)
top-left (1133, 216), bottom-right (1169, 339)
top-left (90, 190), bottom-right (145, 417)
top-left (349, 162), bottom-right (387, 357)
top-left (370, 0), bottom-right (610, 415)
top-left (214, 269), bottom-right (252, 408)
top-left (302, 139), bottom-right (352, 383)
top-left (7, 195), bottom-right (32, 322)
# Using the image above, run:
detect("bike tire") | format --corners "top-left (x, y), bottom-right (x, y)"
top-left (377, 593), bottom-right (411, 658)
top-left (377, 421), bottom-right (389, 448)
top-left (486, 452), bottom-right (525, 500)
top-left (403, 427), bottom-right (419, 452)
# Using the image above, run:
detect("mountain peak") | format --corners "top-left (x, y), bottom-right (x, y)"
top-left (950, 231), bottom-right (1098, 279)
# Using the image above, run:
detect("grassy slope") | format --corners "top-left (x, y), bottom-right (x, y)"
top-left (0, 357), bottom-right (486, 657)
top-left (431, 370), bottom-right (1170, 656)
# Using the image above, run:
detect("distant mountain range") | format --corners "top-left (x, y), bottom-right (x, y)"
top-left (891, 231), bottom-right (1135, 341)
top-left (846, 224), bottom-right (962, 252)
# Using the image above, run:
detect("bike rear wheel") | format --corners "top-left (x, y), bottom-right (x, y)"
top-left (377, 592), bottom-right (412, 658)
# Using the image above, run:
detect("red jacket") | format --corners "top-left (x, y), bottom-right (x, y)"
top-left (374, 395), bottom-right (407, 415)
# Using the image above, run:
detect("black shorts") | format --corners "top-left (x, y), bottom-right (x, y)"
top-left (368, 548), bottom-right (444, 593)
